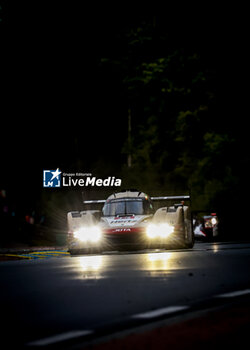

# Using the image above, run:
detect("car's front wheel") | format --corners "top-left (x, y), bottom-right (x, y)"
top-left (183, 220), bottom-right (194, 248)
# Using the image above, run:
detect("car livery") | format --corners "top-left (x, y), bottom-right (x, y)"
top-left (67, 189), bottom-right (194, 254)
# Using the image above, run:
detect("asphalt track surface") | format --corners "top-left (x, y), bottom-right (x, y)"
top-left (1, 241), bottom-right (250, 349)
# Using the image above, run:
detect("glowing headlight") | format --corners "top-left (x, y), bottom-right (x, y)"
top-left (74, 226), bottom-right (102, 242)
top-left (211, 218), bottom-right (217, 225)
top-left (146, 223), bottom-right (174, 239)
top-left (146, 224), bottom-right (158, 239)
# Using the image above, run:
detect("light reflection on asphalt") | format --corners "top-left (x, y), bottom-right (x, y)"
top-left (73, 249), bottom-right (190, 280)
top-left (70, 242), bottom-right (250, 282)
top-left (78, 255), bottom-right (104, 271)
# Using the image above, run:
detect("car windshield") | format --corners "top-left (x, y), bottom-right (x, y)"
top-left (103, 198), bottom-right (153, 216)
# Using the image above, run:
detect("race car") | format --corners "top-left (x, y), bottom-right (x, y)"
top-left (194, 213), bottom-right (218, 240)
top-left (67, 189), bottom-right (194, 254)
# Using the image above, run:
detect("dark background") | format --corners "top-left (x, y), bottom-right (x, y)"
top-left (0, 3), bottom-right (248, 244)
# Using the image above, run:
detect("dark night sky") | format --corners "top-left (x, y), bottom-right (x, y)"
top-left (1, 4), bottom-right (246, 203)
top-left (1, 5), bottom-right (132, 196)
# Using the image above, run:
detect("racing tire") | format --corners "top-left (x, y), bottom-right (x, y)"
top-left (183, 221), bottom-right (195, 248)
top-left (174, 222), bottom-right (194, 249)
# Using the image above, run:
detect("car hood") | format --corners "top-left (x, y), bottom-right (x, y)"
top-left (100, 215), bottom-right (152, 229)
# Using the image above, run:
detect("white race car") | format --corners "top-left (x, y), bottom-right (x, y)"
top-left (67, 189), bottom-right (194, 254)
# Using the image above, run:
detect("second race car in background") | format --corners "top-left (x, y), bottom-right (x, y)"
top-left (194, 213), bottom-right (219, 240)
top-left (67, 189), bottom-right (194, 254)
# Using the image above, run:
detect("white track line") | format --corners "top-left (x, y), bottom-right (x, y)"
top-left (215, 289), bottom-right (250, 298)
top-left (27, 330), bottom-right (93, 346)
top-left (132, 305), bottom-right (189, 319)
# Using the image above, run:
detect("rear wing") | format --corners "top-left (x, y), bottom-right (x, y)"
top-left (83, 195), bottom-right (190, 204)
top-left (83, 199), bottom-right (106, 204)
top-left (151, 195), bottom-right (190, 201)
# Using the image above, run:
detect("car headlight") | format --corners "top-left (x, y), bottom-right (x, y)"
top-left (211, 217), bottom-right (217, 225)
top-left (146, 223), bottom-right (174, 239)
top-left (74, 226), bottom-right (102, 242)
